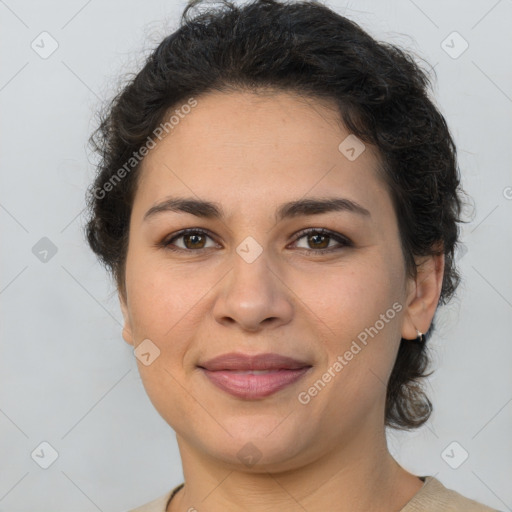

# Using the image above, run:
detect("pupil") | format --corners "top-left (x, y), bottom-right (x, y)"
top-left (310, 233), bottom-right (328, 248)
top-left (186, 234), bottom-right (204, 249)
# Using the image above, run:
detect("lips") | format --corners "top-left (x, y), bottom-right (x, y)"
top-left (198, 352), bottom-right (312, 399)
top-left (198, 352), bottom-right (310, 371)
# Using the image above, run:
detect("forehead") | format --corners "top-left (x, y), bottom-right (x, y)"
top-left (135, 90), bottom-right (390, 221)
top-left (148, 89), bottom-right (355, 157)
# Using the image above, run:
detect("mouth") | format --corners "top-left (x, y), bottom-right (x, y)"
top-left (197, 352), bottom-right (312, 399)
top-left (199, 367), bottom-right (312, 399)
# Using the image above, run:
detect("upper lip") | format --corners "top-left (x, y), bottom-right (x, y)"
top-left (198, 352), bottom-right (311, 371)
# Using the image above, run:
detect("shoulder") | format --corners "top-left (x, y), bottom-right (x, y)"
top-left (124, 483), bottom-right (183, 512)
top-left (401, 476), bottom-right (500, 512)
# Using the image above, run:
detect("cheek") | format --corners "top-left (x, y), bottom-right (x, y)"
top-left (124, 261), bottom-right (199, 419)
top-left (300, 308), bottom-right (401, 430)
top-left (298, 259), bottom-right (403, 391)
top-left (125, 252), bottom-right (205, 341)
top-left (292, 255), bottom-right (403, 332)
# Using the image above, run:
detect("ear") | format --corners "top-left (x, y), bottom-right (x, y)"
top-left (119, 291), bottom-right (135, 346)
top-left (401, 249), bottom-right (445, 341)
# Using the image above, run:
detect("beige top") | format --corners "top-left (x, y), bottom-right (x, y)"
top-left (126, 476), bottom-right (500, 511)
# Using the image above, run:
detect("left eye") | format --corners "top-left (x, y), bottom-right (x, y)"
top-left (160, 228), bottom-right (352, 253)
top-left (290, 228), bottom-right (352, 252)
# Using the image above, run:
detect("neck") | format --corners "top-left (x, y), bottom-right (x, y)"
top-left (169, 421), bottom-right (423, 512)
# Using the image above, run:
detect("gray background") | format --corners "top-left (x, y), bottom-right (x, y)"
top-left (1, 0), bottom-right (511, 510)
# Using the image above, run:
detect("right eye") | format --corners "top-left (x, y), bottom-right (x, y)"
top-left (159, 228), bottom-right (220, 252)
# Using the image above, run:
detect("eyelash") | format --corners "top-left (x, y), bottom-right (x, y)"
top-left (158, 227), bottom-right (353, 254)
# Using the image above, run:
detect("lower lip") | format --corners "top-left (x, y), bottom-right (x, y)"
top-left (200, 367), bottom-right (311, 399)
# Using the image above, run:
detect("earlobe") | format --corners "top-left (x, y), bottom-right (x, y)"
top-left (401, 251), bottom-right (445, 341)
top-left (119, 292), bottom-right (134, 346)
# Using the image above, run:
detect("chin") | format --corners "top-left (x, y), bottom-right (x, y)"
top-left (199, 423), bottom-right (312, 470)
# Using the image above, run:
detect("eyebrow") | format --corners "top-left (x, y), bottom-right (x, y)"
top-left (143, 196), bottom-right (371, 223)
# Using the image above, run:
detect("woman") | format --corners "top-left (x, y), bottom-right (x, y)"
top-left (85, 1), bottom-right (499, 510)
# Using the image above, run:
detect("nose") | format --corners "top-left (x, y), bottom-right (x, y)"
top-left (211, 244), bottom-right (294, 332)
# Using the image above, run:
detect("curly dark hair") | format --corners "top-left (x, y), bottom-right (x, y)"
top-left (85, 0), bottom-right (468, 430)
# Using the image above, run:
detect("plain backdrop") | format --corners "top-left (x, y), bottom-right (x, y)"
top-left (1, 0), bottom-right (511, 510)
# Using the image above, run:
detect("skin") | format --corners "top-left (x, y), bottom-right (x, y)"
top-left (119, 90), bottom-right (444, 512)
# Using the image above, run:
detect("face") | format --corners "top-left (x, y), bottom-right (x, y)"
top-left (120, 90), bottom-right (429, 470)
